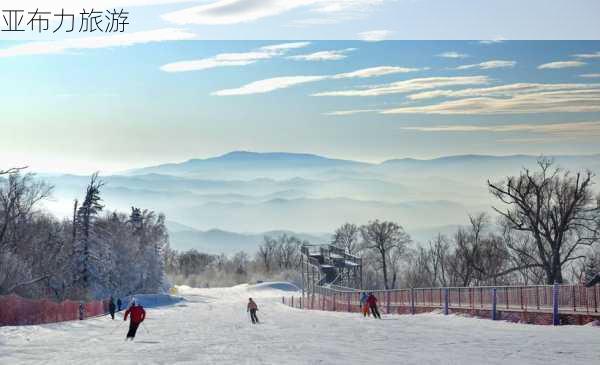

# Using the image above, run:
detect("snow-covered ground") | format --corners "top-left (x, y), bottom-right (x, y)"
top-left (1, 282), bottom-right (599, 364)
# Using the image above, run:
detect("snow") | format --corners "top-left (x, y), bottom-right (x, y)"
top-left (121, 294), bottom-right (183, 309)
top-left (1, 283), bottom-right (599, 364)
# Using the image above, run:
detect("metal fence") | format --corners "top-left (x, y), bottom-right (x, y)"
top-left (283, 284), bottom-right (600, 324)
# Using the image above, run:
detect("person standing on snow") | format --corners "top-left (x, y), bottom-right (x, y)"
top-left (108, 297), bottom-right (116, 320)
top-left (117, 298), bottom-right (122, 312)
top-left (124, 299), bottom-right (146, 340)
top-left (367, 292), bottom-right (381, 319)
top-left (247, 298), bottom-right (259, 324)
top-left (360, 292), bottom-right (370, 317)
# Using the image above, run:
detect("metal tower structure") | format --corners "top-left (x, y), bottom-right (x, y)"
top-left (300, 244), bottom-right (362, 294)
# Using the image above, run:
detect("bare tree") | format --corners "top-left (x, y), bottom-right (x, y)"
top-left (0, 170), bottom-right (52, 249)
top-left (360, 220), bottom-right (411, 289)
top-left (332, 223), bottom-right (360, 255)
top-left (277, 235), bottom-right (301, 270)
top-left (429, 234), bottom-right (450, 286)
top-left (488, 158), bottom-right (600, 283)
top-left (257, 236), bottom-right (277, 273)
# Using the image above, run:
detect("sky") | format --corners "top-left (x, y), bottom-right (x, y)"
top-left (0, 2), bottom-right (599, 174)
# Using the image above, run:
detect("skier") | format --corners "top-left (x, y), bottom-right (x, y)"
top-left (367, 292), bottom-right (381, 319)
top-left (117, 298), bottom-right (122, 311)
top-left (108, 297), bottom-right (116, 320)
top-left (360, 292), bottom-right (370, 317)
top-left (124, 299), bottom-right (146, 340)
top-left (247, 298), bottom-right (259, 324)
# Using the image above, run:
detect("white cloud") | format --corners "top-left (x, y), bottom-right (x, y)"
top-left (212, 75), bottom-right (327, 96)
top-left (333, 66), bottom-right (422, 79)
top-left (288, 48), bottom-right (356, 61)
top-left (313, 76), bottom-right (490, 97)
top-left (381, 89), bottom-right (600, 115)
top-left (0, 28), bottom-right (195, 58)
top-left (161, 52), bottom-right (271, 72)
top-left (324, 109), bottom-right (380, 116)
top-left (538, 61), bottom-right (586, 69)
top-left (407, 83), bottom-right (597, 101)
top-left (212, 65), bottom-right (421, 96)
top-left (572, 51), bottom-right (600, 59)
top-left (161, 41), bottom-right (310, 72)
top-left (260, 42), bottom-right (311, 52)
top-left (357, 30), bottom-right (393, 42)
top-left (580, 73), bottom-right (600, 78)
top-left (478, 38), bottom-right (505, 45)
top-left (437, 51), bottom-right (468, 59)
top-left (163, 0), bottom-right (311, 25)
top-left (163, 0), bottom-right (387, 25)
top-left (400, 121), bottom-right (600, 139)
top-left (455, 60), bottom-right (516, 70)
top-left (312, 0), bottom-right (384, 13)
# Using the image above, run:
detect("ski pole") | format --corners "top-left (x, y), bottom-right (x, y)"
top-left (141, 322), bottom-right (150, 335)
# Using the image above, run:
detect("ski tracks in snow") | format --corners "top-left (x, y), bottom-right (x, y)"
top-left (1, 283), bottom-right (599, 364)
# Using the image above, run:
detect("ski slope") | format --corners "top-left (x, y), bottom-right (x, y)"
top-left (1, 282), bottom-right (599, 364)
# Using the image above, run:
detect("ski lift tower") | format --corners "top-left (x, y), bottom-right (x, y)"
top-left (300, 244), bottom-right (362, 294)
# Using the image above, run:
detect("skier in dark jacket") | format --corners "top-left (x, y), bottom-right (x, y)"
top-left (360, 292), bottom-right (370, 317)
top-left (117, 298), bottom-right (122, 311)
top-left (124, 300), bottom-right (146, 340)
top-left (108, 297), bottom-right (116, 320)
top-left (247, 298), bottom-right (259, 324)
top-left (367, 293), bottom-right (381, 319)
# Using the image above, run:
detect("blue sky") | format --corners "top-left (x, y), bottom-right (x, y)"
top-left (0, 2), bottom-right (599, 174)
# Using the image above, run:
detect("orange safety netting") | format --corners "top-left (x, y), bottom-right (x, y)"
top-left (0, 294), bottom-right (110, 326)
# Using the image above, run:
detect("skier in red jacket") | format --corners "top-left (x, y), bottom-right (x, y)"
top-left (367, 293), bottom-right (381, 319)
top-left (124, 299), bottom-right (146, 340)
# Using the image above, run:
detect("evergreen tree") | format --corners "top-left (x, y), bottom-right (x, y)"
top-left (72, 172), bottom-right (108, 299)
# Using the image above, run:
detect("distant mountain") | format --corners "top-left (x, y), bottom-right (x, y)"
top-left (165, 223), bottom-right (330, 254)
top-left (126, 151), bottom-right (370, 179)
top-left (124, 151), bottom-right (600, 181)
top-left (379, 154), bottom-right (600, 179)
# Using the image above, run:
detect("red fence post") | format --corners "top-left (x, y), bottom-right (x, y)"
top-left (469, 288), bottom-right (473, 309)
top-left (347, 293), bottom-right (351, 312)
top-left (595, 286), bottom-right (598, 313)
top-left (479, 287), bottom-right (483, 308)
top-left (520, 286), bottom-right (524, 310)
top-left (387, 291), bottom-right (391, 314)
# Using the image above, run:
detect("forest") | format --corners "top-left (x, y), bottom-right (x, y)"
top-left (0, 169), bottom-right (168, 300)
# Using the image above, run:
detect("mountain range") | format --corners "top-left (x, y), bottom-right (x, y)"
top-left (37, 151), bottom-right (600, 254)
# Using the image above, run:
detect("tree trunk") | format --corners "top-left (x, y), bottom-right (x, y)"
top-left (381, 249), bottom-right (389, 289)
top-left (548, 248), bottom-right (563, 284)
